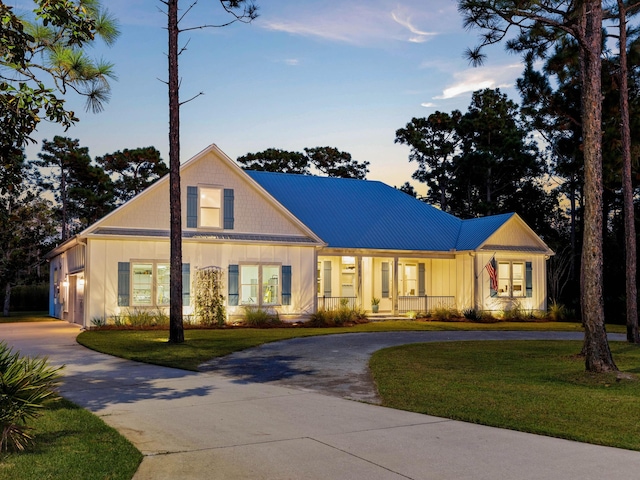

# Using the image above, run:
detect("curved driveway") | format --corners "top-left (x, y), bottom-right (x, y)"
top-left (200, 330), bottom-right (626, 404)
top-left (2, 322), bottom-right (636, 480)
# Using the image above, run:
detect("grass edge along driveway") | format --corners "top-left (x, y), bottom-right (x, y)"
top-left (370, 340), bottom-right (640, 452)
top-left (76, 320), bottom-right (614, 371)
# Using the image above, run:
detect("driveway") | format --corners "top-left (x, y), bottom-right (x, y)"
top-left (199, 330), bottom-right (622, 403)
top-left (1, 321), bottom-right (637, 480)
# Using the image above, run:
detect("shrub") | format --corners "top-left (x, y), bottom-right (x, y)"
top-left (90, 316), bottom-right (107, 328)
top-left (462, 308), bottom-right (482, 321)
top-left (431, 307), bottom-right (459, 322)
top-left (307, 306), bottom-right (369, 327)
top-left (548, 301), bottom-right (568, 322)
top-left (243, 306), bottom-right (281, 327)
top-left (0, 342), bottom-right (62, 452)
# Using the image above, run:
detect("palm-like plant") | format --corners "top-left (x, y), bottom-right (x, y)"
top-left (0, 342), bottom-right (62, 452)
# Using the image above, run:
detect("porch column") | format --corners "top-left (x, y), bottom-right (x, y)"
top-left (356, 255), bottom-right (362, 307)
top-left (393, 256), bottom-right (399, 315)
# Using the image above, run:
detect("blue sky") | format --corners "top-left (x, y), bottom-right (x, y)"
top-left (20, 0), bottom-right (524, 193)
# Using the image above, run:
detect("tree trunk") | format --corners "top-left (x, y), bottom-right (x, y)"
top-left (579, 1), bottom-right (617, 372)
top-left (617, 2), bottom-right (640, 344)
top-left (168, 0), bottom-right (184, 343)
top-left (3, 283), bottom-right (10, 317)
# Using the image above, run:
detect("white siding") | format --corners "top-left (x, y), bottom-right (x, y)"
top-left (84, 237), bottom-right (317, 326)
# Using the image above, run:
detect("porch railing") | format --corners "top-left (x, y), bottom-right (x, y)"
top-left (318, 296), bottom-right (358, 310)
top-left (398, 296), bottom-right (456, 314)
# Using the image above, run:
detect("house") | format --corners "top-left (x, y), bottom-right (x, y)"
top-left (46, 144), bottom-right (554, 327)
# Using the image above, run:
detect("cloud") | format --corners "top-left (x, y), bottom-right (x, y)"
top-left (391, 11), bottom-right (437, 44)
top-left (283, 58), bottom-right (300, 66)
top-left (434, 64), bottom-right (522, 99)
top-left (421, 102), bottom-right (436, 108)
top-left (261, 1), bottom-right (447, 46)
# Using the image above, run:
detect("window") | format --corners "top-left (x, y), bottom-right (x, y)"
top-left (239, 264), bottom-right (281, 306)
top-left (119, 261), bottom-right (190, 307)
top-left (199, 187), bottom-right (222, 228)
top-left (399, 263), bottom-right (417, 296)
top-left (497, 262), bottom-right (525, 297)
top-left (341, 256), bottom-right (355, 297)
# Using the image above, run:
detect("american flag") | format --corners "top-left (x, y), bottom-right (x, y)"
top-left (485, 258), bottom-right (498, 291)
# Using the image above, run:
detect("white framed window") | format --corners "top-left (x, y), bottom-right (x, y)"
top-left (497, 261), bottom-right (525, 297)
top-left (240, 264), bottom-right (281, 306)
top-left (399, 263), bottom-right (417, 296)
top-left (131, 262), bottom-right (171, 306)
top-left (199, 186), bottom-right (222, 228)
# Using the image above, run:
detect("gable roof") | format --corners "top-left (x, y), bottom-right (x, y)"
top-left (247, 170), bottom-right (553, 254)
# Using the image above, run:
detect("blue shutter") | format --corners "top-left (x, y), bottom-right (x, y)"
top-left (526, 262), bottom-right (533, 298)
top-left (228, 265), bottom-right (239, 306)
top-left (118, 262), bottom-right (130, 306)
top-left (418, 263), bottom-right (425, 296)
top-left (187, 186), bottom-right (198, 228)
top-left (224, 189), bottom-right (234, 230)
top-left (182, 263), bottom-right (190, 306)
top-left (323, 261), bottom-right (332, 297)
top-left (282, 265), bottom-right (292, 305)
top-left (381, 262), bottom-right (389, 298)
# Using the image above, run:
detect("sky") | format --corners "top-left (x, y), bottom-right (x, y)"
top-left (16, 0), bottom-right (525, 194)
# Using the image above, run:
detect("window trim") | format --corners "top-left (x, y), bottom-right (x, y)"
top-left (198, 185), bottom-right (223, 229)
top-left (127, 260), bottom-right (189, 307)
top-left (496, 260), bottom-right (526, 298)
top-left (238, 263), bottom-right (282, 307)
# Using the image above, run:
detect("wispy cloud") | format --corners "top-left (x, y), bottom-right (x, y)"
top-left (434, 64), bottom-right (521, 99)
top-left (391, 11), bottom-right (437, 44)
top-left (261, 1), bottom-right (447, 46)
top-left (421, 102), bottom-right (436, 108)
top-left (283, 58), bottom-right (300, 66)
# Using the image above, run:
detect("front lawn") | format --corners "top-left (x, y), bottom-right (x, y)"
top-left (0, 398), bottom-right (142, 480)
top-left (370, 340), bottom-right (640, 451)
top-left (76, 320), bottom-right (613, 371)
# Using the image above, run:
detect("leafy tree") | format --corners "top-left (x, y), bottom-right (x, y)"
top-left (398, 182), bottom-right (417, 197)
top-left (1, 151), bottom-right (56, 316)
top-left (395, 111), bottom-right (461, 211)
top-left (34, 136), bottom-right (114, 239)
top-left (237, 148), bottom-right (309, 174)
top-left (238, 146), bottom-right (369, 179)
top-left (96, 147), bottom-right (169, 203)
top-left (164, 0), bottom-right (258, 343)
top-left (0, 0), bottom-right (118, 152)
top-left (304, 146), bottom-right (369, 179)
top-left (458, 0), bottom-right (616, 372)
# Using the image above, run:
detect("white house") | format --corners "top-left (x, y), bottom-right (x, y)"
top-left (46, 144), bottom-right (554, 327)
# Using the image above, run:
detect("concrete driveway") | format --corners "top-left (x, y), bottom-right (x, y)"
top-left (1, 321), bottom-right (638, 480)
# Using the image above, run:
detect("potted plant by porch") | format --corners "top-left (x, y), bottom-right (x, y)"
top-left (371, 297), bottom-right (380, 313)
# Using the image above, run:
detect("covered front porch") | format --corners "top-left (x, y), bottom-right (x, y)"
top-left (317, 250), bottom-right (471, 315)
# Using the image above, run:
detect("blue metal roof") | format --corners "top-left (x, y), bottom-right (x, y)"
top-left (455, 213), bottom-right (515, 251)
top-left (247, 171), bottom-right (529, 252)
top-left (248, 171), bottom-right (483, 251)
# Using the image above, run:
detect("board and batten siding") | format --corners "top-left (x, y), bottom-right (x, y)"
top-left (475, 251), bottom-right (547, 312)
top-left (84, 237), bottom-right (316, 325)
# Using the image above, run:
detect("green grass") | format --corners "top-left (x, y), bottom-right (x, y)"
top-left (0, 312), bottom-right (53, 323)
top-left (77, 320), bottom-right (624, 371)
top-left (0, 398), bottom-right (142, 480)
top-left (370, 340), bottom-right (640, 451)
